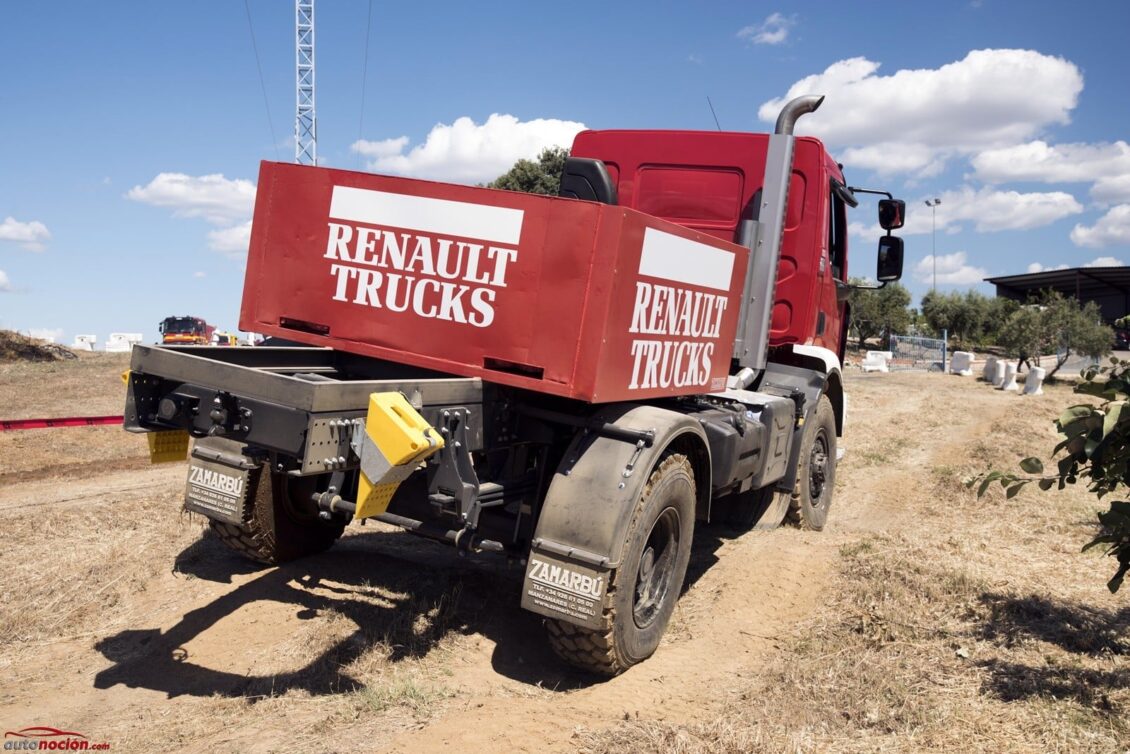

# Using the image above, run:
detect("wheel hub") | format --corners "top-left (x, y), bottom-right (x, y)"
top-left (809, 433), bottom-right (828, 500)
top-left (633, 508), bottom-right (680, 629)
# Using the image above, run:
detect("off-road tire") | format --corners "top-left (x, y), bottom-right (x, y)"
top-left (209, 468), bottom-right (346, 564)
top-left (711, 485), bottom-right (791, 531)
top-left (546, 454), bottom-right (695, 676)
top-left (786, 395), bottom-right (837, 531)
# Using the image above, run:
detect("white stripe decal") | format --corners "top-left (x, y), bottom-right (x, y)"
top-left (329, 186), bottom-right (525, 245)
top-left (638, 227), bottom-right (735, 291)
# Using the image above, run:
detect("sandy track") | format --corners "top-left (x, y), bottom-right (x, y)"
top-left (0, 365), bottom-right (1062, 752)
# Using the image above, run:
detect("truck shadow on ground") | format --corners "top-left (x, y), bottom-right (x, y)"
top-left (92, 522), bottom-right (745, 700)
top-left (974, 592), bottom-right (1130, 712)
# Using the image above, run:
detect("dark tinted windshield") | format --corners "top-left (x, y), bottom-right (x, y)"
top-left (162, 318), bottom-right (201, 334)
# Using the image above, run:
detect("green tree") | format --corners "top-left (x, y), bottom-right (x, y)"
top-left (972, 359), bottom-right (1130, 592)
top-left (983, 296), bottom-right (1021, 344)
top-left (847, 279), bottom-right (911, 349)
top-left (920, 289), bottom-right (1001, 347)
top-left (487, 146), bottom-right (569, 195)
top-left (996, 292), bottom-right (1112, 378)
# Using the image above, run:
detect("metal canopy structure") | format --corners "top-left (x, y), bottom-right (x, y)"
top-left (984, 266), bottom-right (1130, 323)
top-left (295, 0), bottom-right (316, 165)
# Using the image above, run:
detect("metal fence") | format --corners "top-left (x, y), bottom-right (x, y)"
top-left (889, 332), bottom-right (948, 372)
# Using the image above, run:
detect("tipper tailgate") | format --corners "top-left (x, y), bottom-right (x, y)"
top-left (241, 161), bottom-right (748, 403)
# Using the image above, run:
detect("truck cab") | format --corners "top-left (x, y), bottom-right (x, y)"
top-left (568, 131), bottom-right (851, 359)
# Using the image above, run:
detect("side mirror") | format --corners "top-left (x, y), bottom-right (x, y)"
top-left (877, 235), bottom-right (903, 282)
top-left (878, 199), bottom-right (905, 230)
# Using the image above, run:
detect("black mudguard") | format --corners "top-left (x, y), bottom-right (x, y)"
top-left (521, 404), bottom-right (709, 629)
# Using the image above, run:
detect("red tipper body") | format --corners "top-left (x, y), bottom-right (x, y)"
top-left (240, 162), bottom-right (748, 403)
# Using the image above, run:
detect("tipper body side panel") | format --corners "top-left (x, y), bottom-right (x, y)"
top-left (240, 162), bottom-right (747, 403)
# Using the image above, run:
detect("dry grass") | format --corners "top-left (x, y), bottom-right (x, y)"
top-left (3, 355), bottom-right (1129, 752)
top-left (579, 372), bottom-right (1130, 753)
top-left (0, 351), bottom-right (142, 479)
top-left (0, 329), bottom-right (76, 362)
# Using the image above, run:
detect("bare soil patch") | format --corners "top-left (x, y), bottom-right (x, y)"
top-left (0, 358), bottom-right (1126, 752)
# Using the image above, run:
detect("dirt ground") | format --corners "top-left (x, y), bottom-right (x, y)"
top-left (0, 354), bottom-right (1127, 752)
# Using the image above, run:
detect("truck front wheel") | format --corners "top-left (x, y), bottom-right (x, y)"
top-left (786, 395), bottom-right (837, 531)
top-left (546, 453), bottom-right (695, 676)
top-left (210, 468), bottom-right (346, 564)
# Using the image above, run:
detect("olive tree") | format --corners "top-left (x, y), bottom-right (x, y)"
top-left (972, 357), bottom-right (1130, 592)
top-left (487, 146), bottom-right (569, 195)
top-left (996, 292), bottom-right (1112, 378)
top-left (847, 280), bottom-right (911, 349)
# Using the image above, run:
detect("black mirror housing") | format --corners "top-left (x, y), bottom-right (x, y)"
top-left (878, 199), bottom-right (905, 230)
top-left (877, 235), bottom-right (904, 282)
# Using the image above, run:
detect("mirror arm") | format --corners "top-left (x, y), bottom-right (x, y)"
top-left (848, 280), bottom-right (890, 291)
top-left (847, 186), bottom-right (894, 200)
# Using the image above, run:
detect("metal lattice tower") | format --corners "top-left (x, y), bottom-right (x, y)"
top-left (295, 0), bottom-right (316, 165)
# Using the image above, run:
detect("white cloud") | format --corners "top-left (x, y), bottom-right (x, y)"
top-left (913, 251), bottom-right (988, 285)
top-left (1071, 205), bottom-right (1130, 248)
top-left (891, 186), bottom-right (1083, 237)
top-left (737, 13), bottom-right (796, 46)
top-left (28, 327), bottom-right (63, 343)
top-left (206, 220), bottom-right (253, 257)
top-left (972, 140), bottom-right (1130, 205)
top-left (127, 173), bottom-right (256, 226)
top-left (758, 49), bottom-right (1083, 177)
top-left (1027, 262), bottom-right (1069, 273)
top-left (972, 140), bottom-right (1130, 184)
top-left (128, 173), bottom-right (256, 257)
top-left (1093, 174), bottom-right (1130, 206)
top-left (353, 113), bottom-right (586, 184)
top-left (354, 136), bottom-right (409, 160)
top-left (0, 269), bottom-right (11, 292)
top-left (840, 143), bottom-right (946, 178)
top-left (1084, 256), bottom-right (1124, 267)
top-left (0, 216), bottom-right (51, 251)
top-left (193, 271), bottom-right (207, 279)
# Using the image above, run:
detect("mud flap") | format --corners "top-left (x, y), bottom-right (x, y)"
top-left (521, 548), bottom-right (609, 630)
top-left (184, 439), bottom-right (259, 524)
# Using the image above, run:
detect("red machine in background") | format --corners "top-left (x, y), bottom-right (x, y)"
top-left (158, 316), bottom-right (214, 346)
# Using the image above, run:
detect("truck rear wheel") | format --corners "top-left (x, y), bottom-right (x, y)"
top-left (786, 395), bottom-right (837, 531)
top-left (546, 454), bottom-right (695, 676)
top-left (209, 468), bottom-right (346, 564)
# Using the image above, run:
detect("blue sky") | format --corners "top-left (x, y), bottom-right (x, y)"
top-left (3, 1), bottom-right (1129, 345)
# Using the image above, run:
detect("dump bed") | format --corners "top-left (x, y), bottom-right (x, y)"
top-left (241, 162), bottom-right (748, 403)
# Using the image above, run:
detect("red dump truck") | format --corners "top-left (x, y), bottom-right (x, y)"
top-left (124, 96), bottom-right (905, 675)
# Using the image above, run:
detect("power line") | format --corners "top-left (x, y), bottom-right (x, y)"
top-left (356, 0), bottom-right (373, 169)
top-left (706, 96), bottom-right (722, 131)
top-left (243, 0), bottom-right (281, 162)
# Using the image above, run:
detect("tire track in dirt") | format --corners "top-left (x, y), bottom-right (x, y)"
top-left (0, 371), bottom-right (1043, 753)
top-left (379, 373), bottom-right (1029, 752)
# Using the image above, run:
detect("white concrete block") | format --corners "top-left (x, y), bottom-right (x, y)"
top-left (950, 351), bottom-right (975, 376)
top-left (992, 360), bottom-right (1007, 387)
top-left (1023, 366), bottom-right (1046, 396)
top-left (999, 362), bottom-right (1019, 391)
top-left (105, 332), bottom-right (143, 353)
top-left (71, 334), bottom-right (96, 351)
top-left (982, 355), bottom-right (998, 382)
top-left (861, 350), bottom-right (891, 373)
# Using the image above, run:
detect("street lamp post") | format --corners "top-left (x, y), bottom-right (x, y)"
top-left (925, 198), bottom-right (942, 292)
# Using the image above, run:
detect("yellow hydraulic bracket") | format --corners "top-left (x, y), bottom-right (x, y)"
top-left (353, 392), bottom-right (445, 520)
top-left (148, 429), bottom-right (190, 464)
